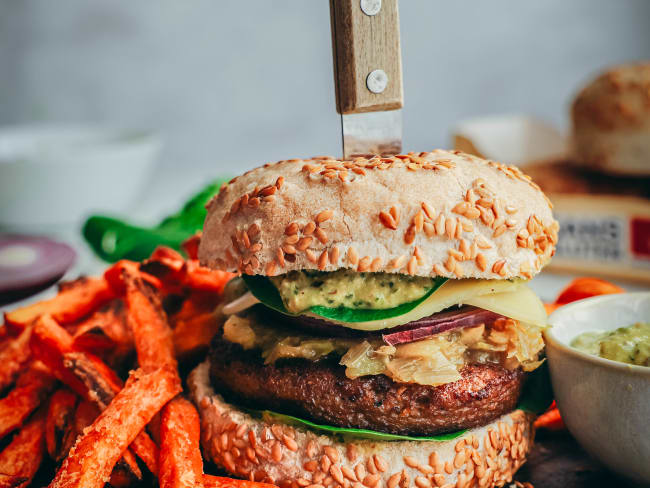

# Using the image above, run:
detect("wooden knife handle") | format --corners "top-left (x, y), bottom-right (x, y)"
top-left (330, 0), bottom-right (403, 114)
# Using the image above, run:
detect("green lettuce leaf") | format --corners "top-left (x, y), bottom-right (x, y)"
top-left (241, 274), bottom-right (295, 315)
top-left (246, 409), bottom-right (466, 442)
top-left (241, 274), bottom-right (448, 323)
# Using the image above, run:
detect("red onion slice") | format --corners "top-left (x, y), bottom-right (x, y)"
top-left (382, 307), bottom-right (502, 345)
top-left (0, 234), bottom-right (75, 295)
top-left (264, 305), bottom-right (503, 344)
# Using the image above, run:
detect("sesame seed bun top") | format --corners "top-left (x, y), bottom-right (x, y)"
top-left (571, 62), bottom-right (650, 175)
top-left (199, 149), bottom-right (558, 280)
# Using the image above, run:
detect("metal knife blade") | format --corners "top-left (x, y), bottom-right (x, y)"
top-left (341, 109), bottom-right (402, 158)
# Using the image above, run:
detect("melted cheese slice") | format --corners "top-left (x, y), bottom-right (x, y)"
top-left (465, 285), bottom-right (547, 328)
top-left (307, 279), bottom-right (523, 331)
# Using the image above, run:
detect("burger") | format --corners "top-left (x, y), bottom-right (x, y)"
top-left (189, 149), bottom-right (558, 488)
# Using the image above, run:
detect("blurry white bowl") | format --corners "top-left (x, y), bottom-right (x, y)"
top-left (545, 292), bottom-right (650, 484)
top-left (0, 124), bottom-right (160, 228)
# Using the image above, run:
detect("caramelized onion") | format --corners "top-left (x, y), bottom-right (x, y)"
top-left (266, 305), bottom-right (503, 345)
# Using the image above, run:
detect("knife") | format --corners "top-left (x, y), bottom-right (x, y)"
top-left (329, 0), bottom-right (403, 158)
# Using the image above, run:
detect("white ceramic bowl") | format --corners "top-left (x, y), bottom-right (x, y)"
top-left (0, 124), bottom-right (160, 228)
top-left (545, 292), bottom-right (650, 484)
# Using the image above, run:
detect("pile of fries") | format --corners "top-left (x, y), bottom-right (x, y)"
top-left (0, 244), bottom-right (273, 488)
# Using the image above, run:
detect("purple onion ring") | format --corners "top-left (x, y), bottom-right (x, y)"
top-left (382, 307), bottom-right (502, 345)
top-left (263, 305), bottom-right (503, 344)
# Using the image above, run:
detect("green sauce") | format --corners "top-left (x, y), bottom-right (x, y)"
top-left (269, 270), bottom-right (435, 313)
top-left (571, 322), bottom-right (650, 367)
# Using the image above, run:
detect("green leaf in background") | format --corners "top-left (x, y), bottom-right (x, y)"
top-left (82, 179), bottom-right (228, 262)
top-left (242, 274), bottom-right (448, 323)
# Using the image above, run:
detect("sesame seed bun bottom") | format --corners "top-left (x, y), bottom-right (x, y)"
top-left (189, 361), bottom-right (536, 488)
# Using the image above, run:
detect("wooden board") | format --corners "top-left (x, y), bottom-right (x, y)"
top-left (514, 431), bottom-right (625, 487)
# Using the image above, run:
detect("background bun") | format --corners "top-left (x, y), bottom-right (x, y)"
top-left (199, 150), bottom-right (557, 280)
top-left (189, 361), bottom-right (535, 488)
top-left (571, 62), bottom-right (650, 175)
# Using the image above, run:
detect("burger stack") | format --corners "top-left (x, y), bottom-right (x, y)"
top-left (189, 149), bottom-right (557, 488)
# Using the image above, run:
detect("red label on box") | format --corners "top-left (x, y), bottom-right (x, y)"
top-left (631, 217), bottom-right (650, 258)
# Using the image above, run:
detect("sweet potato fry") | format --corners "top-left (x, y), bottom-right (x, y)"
top-left (0, 474), bottom-right (29, 488)
top-left (555, 277), bottom-right (624, 305)
top-left (104, 260), bottom-right (163, 295)
top-left (72, 299), bottom-right (133, 366)
top-left (45, 388), bottom-right (79, 461)
top-left (534, 404), bottom-right (565, 431)
top-left (171, 294), bottom-right (214, 324)
top-left (32, 315), bottom-right (159, 475)
top-left (149, 246), bottom-right (185, 272)
top-left (203, 475), bottom-right (278, 488)
top-left (181, 233), bottom-right (201, 260)
top-left (112, 449), bottom-right (143, 485)
top-left (57, 400), bottom-right (93, 466)
top-left (71, 399), bottom-right (100, 435)
top-left (0, 407), bottom-right (47, 488)
top-left (173, 311), bottom-right (220, 361)
top-left (108, 462), bottom-right (142, 488)
top-left (49, 366), bottom-right (181, 488)
top-left (4, 277), bottom-right (114, 335)
top-left (62, 352), bottom-right (123, 407)
top-left (141, 247), bottom-right (232, 296)
top-left (182, 260), bottom-right (233, 294)
top-left (67, 400), bottom-right (143, 485)
top-left (123, 269), bottom-right (176, 371)
top-left (159, 397), bottom-right (203, 488)
top-left (30, 315), bottom-right (91, 398)
top-left (62, 351), bottom-right (160, 475)
top-left (130, 427), bottom-right (160, 477)
top-left (0, 362), bottom-right (55, 440)
top-left (0, 325), bottom-right (33, 392)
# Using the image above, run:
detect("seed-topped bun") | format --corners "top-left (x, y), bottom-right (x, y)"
top-left (199, 150), bottom-right (558, 280)
top-left (571, 62), bottom-right (650, 175)
top-left (189, 361), bottom-right (535, 488)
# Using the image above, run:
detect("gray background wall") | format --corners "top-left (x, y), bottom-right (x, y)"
top-left (1, 1), bottom-right (649, 173)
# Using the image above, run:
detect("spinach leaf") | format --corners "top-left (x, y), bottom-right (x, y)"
top-left (241, 274), bottom-right (295, 315)
top-left (246, 409), bottom-right (466, 442)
